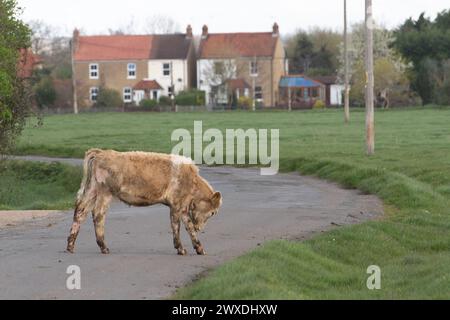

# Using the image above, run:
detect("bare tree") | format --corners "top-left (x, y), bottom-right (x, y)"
top-left (27, 19), bottom-right (55, 55)
top-left (108, 19), bottom-right (139, 35)
top-left (144, 15), bottom-right (181, 34)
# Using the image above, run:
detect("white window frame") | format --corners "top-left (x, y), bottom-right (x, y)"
top-left (250, 61), bottom-right (258, 76)
top-left (163, 63), bottom-right (171, 77)
top-left (127, 63), bottom-right (136, 79)
top-left (123, 87), bottom-right (132, 103)
top-left (89, 63), bottom-right (99, 79)
top-left (90, 87), bottom-right (99, 102)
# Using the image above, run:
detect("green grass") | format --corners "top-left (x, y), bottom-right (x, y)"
top-left (0, 160), bottom-right (81, 210)
top-left (13, 107), bottom-right (450, 299)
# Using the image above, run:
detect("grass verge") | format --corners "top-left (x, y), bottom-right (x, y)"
top-left (0, 160), bottom-right (81, 210)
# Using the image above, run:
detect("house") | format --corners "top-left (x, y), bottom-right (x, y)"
top-left (197, 24), bottom-right (288, 107)
top-left (312, 76), bottom-right (345, 106)
top-left (72, 26), bottom-right (196, 108)
top-left (279, 75), bottom-right (326, 109)
top-left (18, 48), bottom-right (43, 79)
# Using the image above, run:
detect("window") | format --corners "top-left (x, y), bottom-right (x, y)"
top-left (127, 63), bottom-right (136, 79)
top-left (163, 63), bottom-right (171, 76)
top-left (168, 86), bottom-right (174, 97)
top-left (255, 86), bottom-right (263, 100)
top-left (312, 88), bottom-right (319, 98)
top-left (123, 87), bottom-right (132, 103)
top-left (89, 64), bottom-right (99, 79)
top-left (250, 61), bottom-right (258, 76)
top-left (90, 87), bottom-right (99, 102)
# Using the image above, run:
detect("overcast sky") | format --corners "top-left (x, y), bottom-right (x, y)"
top-left (18, 0), bottom-right (450, 36)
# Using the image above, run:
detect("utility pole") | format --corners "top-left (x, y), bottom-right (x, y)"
top-left (365, 0), bottom-right (375, 155)
top-left (344, 0), bottom-right (350, 123)
top-left (71, 31), bottom-right (79, 115)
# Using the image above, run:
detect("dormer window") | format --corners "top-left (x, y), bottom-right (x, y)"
top-left (89, 63), bottom-right (99, 79)
top-left (127, 63), bottom-right (136, 79)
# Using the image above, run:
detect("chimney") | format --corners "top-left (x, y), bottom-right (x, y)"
top-left (186, 25), bottom-right (193, 39)
top-left (202, 25), bottom-right (208, 39)
top-left (72, 28), bottom-right (80, 51)
top-left (272, 23), bottom-right (279, 37)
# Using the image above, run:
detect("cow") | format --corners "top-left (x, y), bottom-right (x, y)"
top-left (66, 149), bottom-right (222, 256)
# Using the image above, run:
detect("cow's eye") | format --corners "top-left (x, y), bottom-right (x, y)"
top-left (211, 212), bottom-right (216, 216)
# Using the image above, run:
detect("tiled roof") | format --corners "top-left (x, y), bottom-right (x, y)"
top-left (133, 80), bottom-right (163, 90)
top-left (199, 33), bottom-right (278, 59)
top-left (312, 76), bottom-right (338, 85)
top-left (227, 78), bottom-right (251, 90)
top-left (18, 49), bottom-right (42, 78)
top-left (74, 34), bottom-right (191, 62)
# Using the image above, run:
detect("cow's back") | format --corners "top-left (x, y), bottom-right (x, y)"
top-left (92, 150), bottom-right (187, 206)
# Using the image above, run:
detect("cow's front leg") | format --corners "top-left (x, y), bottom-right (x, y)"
top-left (181, 214), bottom-right (206, 255)
top-left (171, 211), bottom-right (187, 256)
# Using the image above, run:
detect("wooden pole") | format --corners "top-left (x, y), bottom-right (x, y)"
top-left (365, 0), bottom-right (375, 155)
top-left (344, 0), bottom-right (350, 123)
top-left (71, 38), bottom-right (78, 115)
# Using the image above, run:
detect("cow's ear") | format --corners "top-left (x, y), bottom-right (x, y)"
top-left (211, 192), bottom-right (222, 208)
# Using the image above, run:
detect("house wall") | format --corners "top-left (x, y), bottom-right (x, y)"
top-left (197, 38), bottom-right (287, 107)
top-left (74, 60), bottom-right (148, 108)
top-left (330, 84), bottom-right (345, 106)
top-left (148, 59), bottom-right (189, 97)
top-left (271, 38), bottom-right (288, 106)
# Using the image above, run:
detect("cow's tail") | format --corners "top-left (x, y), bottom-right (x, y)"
top-left (76, 149), bottom-right (103, 204)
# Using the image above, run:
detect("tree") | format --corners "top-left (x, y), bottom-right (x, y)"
top-left (144, 15), bottom-right (181, 34)
top-left (34, 77), bottom-right (56, 109)
top-left (392, 10), bottom-right (450, 105)
top-left (27, 19), bottom-right (52, 55)
top-left (0, 0), bottom-right (31, 155)
top-left (338, 22), bottom-right (411, 107)
top-left (286, 28), bottom-right (341, 76)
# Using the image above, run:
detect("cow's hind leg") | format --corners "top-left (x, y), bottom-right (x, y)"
top-left (67, 191), bottom-right (96, 253)
top-left (171, 210), bottom-right (187, 256)
top-left (92, 193), bottom-right (113, 254)
top-left (181, 215), bottom-right (206, 255)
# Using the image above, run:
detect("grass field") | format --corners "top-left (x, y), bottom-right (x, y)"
top-left (12, 107), bottom-right (450, 299)
top-left (0, 160), bottom-right (81, 210)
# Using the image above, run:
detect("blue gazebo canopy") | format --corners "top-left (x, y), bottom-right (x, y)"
top-left (280, 76), bottom-right (322, 88)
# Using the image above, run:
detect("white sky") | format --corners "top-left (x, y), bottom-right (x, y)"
top-left (18, 0), bottom-right (450, 36)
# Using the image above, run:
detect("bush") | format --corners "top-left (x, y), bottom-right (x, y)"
top-left (140, 99), bottom-right (157, 109)
top-left (176, 90), bottom-right (206, 106)
top-left (313, 99), bottom-right (326, 109)
top-left (237, 96), bottom-right (253, 109)
top-left (34, 77), bottom-right (57, 109)
top-left (94, 88), bottom-right (122, 108)
top-left (159, 96), bottom-right (173, 106)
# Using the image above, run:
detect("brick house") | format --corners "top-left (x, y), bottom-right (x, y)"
top-left (72, 27), bottom-right (196, 108)
top-left (197, 24), bottom-right (288, 107)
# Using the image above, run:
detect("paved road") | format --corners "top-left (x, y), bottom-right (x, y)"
top-left (0, 157), bottom-right (383, 300)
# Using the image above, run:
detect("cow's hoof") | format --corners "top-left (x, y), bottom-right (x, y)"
top-left (66, 247), bottom-right (74, 254)
top-left (177, 249), bottom-right (187, 256)
top-left (101, 248), bottom-right (110, 254)
top-left (196, 247), bottom-right (206, 256)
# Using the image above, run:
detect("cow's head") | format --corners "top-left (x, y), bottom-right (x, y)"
top-left (190, 191), bottom-right (222, 232)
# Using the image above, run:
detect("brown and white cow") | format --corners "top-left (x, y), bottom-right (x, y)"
top-left (66, 149), bottom-right (222, 255)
